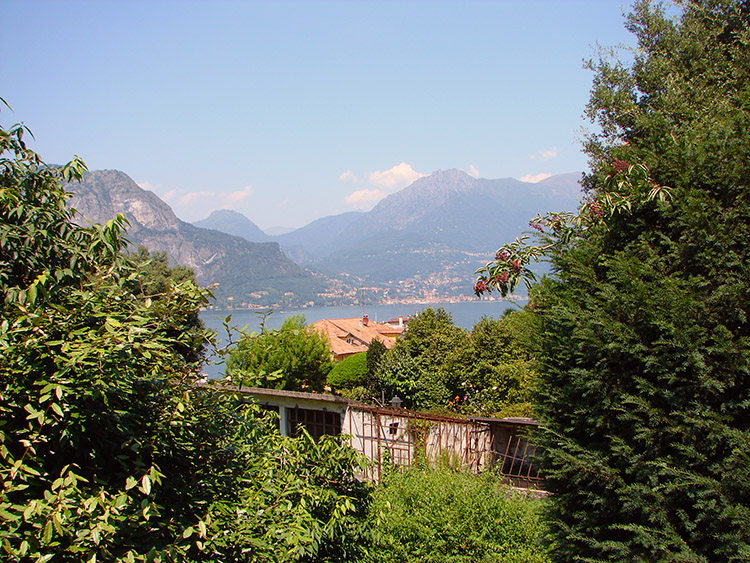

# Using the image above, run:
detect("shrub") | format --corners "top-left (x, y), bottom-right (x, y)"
top-left (366, 467), bottom-right (550, 563)
top-left (327, 352), bottom-right (368, 389)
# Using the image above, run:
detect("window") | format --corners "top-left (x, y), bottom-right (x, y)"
top-left (287, 407), bottom-right (341, 441)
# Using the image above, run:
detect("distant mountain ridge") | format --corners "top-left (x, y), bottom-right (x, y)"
top-left (268, 170), bottom-right (581, 259)
top-left (305, 170), bottom-right (582, 299)
top-left (193, 209), bottom-right (271, 243)
top-left (64, 170), bottom-right (331, 307)
top-left (65, 168), bottom-right (582, 307)
top-left (195, 169), bottom-right (583, 302)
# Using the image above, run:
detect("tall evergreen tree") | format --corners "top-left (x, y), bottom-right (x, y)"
top-left (477, 1), bottom-right (750, 560)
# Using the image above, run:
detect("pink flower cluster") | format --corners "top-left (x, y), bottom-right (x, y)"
top-left (474, 280), bottom-right (488, 294)
top-left (493, 272), bottom-right (509, 284)
top-left (613, 158), bottom-right (629, 173)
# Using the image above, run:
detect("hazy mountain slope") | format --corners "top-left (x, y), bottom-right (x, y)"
top-left (310, 169), bottom-right (582, 289)
top-left (64, 170), bottom-right (330, 307)
top-left (193, 209), bottom-right (270, 243)
top-left (273, 211), bottom-right (364, 261)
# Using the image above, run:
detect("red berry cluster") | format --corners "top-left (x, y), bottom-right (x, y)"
top-left (613, 158), bottom-right (629, 173)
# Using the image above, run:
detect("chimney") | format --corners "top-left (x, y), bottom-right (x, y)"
top-left (398, 315), bottom-right (403, 328)
top-left (362, 315), bottom-right (369, 326)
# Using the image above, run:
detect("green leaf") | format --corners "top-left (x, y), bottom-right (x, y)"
top-left (42, 520), bottom-right (53, 544)
top-left (140, 474), bottom-right (151, 495)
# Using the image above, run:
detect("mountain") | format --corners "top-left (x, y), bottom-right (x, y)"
top-left (63, 170), bottom-right (331, 308)
top-left (267, 170), bottom-right (581, 300)
top-left (341, 170), bottom-right (581, 252)
top-left (194, 169), bottom-right (582, 301)
top-left (64, 168), bottom-right (583, 306)
top-left (274, 211), bottom-right (364, 261)
top-left (193, 209), bottom-right (270, 243)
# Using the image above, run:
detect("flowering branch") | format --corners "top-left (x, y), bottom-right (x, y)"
top-left (474, 163), bottom-right (672, 297)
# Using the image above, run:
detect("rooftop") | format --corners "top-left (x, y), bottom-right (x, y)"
top-left (310, 316), bottom-right (404, 358)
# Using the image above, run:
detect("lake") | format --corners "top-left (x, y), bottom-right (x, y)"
top-left (198, 298), bottom-right (526, 379)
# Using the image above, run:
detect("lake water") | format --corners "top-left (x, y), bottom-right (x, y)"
top-left (198, 298), bottom-right (526, 379)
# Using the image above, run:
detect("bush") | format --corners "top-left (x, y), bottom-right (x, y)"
top-left (226, 314), bottom-right (333, 392)
top-left (0, 115), bottom-right (370, 562)
top-left (366, 467), bottom-right (550, 563)
top-left (327, 352), bottom-right (368, 389)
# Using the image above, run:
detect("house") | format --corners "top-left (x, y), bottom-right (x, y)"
top-left (382, 315), bottom-right (410, 329)
top-left (310, 316), bottom-right (403, 361)
top-left (236, 385), bottom-right (352, 440)
top-left (234, 385), bottom-right (543, 488)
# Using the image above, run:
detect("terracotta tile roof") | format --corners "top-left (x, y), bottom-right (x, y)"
top-left (310, 317), bottom-right (403, 359)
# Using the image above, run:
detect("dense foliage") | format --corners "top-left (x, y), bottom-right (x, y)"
top-left (0, 115), bottom-right (370, 562)
top-left (326, 352), bottom-right (368, 389)
top-left (350, 307), bottom-right (538, 415)
top-left (366, 466), bottom-right (549, 563)
top-left (128, 245), bottom-right (206, 364)
top-left (476, 1), bottom-right (750, 560)
top-left (226, 314), bottom-right (333, 392)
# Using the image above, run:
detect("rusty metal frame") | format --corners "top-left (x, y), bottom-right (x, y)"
top-left (347, 406), bottom-right (544, 488)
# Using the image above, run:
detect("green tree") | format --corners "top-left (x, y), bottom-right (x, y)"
top-left (327, 352), bottom-right (368, 389)
top-left (0, 115), bottom-right (215, 560)
top-left (366, 337), bottom-right (388, 379)
top-left (476, 1), bottom-right (750, 560)
top-left (458, 311), bottom-right (539, 417)
top-left (374, 308), bottom-right (469, 409)
top-left (226, 314), bottom-right (333, 392)
top-left (0, 114), bottom-right (369, 562)
top-left (128, 245), bottom-right (206, 364)
top-left (129, 245), bottom-right (196, 295)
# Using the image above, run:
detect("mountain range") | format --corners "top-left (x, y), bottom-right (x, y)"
top-left (276, 170), bottom-right (581, 292)
top-left (64, 168), bottom-right (583, 307)
top-left (63, 170), bottom-right (330, 308)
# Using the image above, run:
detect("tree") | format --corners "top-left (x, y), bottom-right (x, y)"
top-left (458, 311), bottom-right (539, 417)
top-left (0, 114), bottom-right (216, 559)
top-left (373, 308), bottom-right (469, 410)
top-left (128, 245), bottom-right (206, 364)
top-left (476, 1), bottom-right (750, 560)
top-left (327, 352), bottom-right (368, 390)
top-left (366, 337), bottom-right (388, 380)
top-left (129, 245), bottom-right (196, 295)
top-left (0, 114), bottom-right (368, 562)
top-left (226, 314), bottom-right (333, 392)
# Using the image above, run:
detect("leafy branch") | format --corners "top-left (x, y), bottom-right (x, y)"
top-left (474, 162), bottom-right (672, 297)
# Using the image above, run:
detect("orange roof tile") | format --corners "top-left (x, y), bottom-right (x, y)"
top-left (310, 317), bottom-right (403, 359)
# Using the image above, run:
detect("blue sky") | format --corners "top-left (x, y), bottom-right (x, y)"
top-left (2, 0), bottom-right (636, 229)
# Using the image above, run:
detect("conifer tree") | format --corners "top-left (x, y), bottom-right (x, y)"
top-left (476, 1), bottom-right (750, 560)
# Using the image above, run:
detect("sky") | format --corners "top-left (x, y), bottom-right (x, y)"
top-left (2, 0), bottom-right (637, 230)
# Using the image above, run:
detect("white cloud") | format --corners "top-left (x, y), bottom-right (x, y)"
top-left (345, 188), bottom-right (387, 205)
top-left (144, 182), bottom-right (257, 222)
top-left (137, 181), bottom-right (159, 192)
top-left (520, 172), bottom-right (552, 183)
top-left (468, 164), bottom-right (480, 178)
top-left (338, 170), bottom-right (359, 182)
top-left (339, 162), bottom-right (425, 209)
top-left (226, 185), bottom-right (254, 203)
top-left (530, 148), bottom-right (558, 161)
top-left (160, 189), bottom-right (179, 201)
top-left (176, 190), bottom-right (218, 205)
top-left (368, 162), bottom-right (426, 189)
